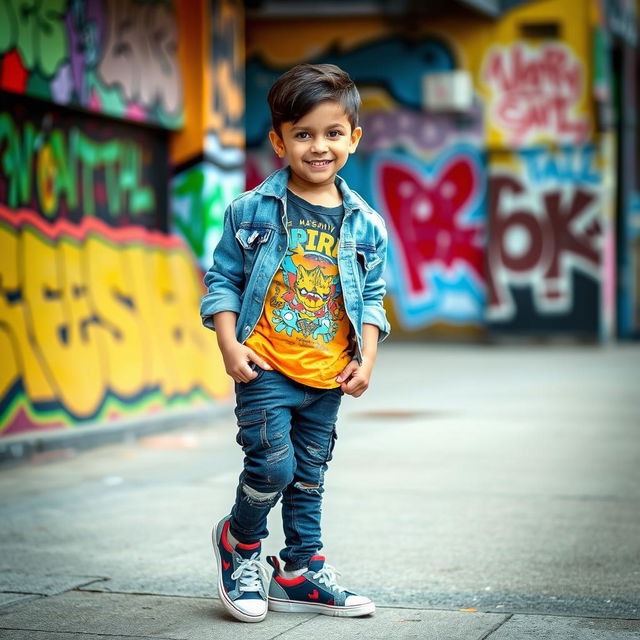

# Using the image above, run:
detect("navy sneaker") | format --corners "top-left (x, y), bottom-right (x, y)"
top-left (266, 555), bottom-right (375, 617)
top-left (212, 515), bottom-right (268, 622)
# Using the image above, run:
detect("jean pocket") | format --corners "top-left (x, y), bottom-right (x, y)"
top-left (241, 363), bottom-right (267, 386)
top-left (236, 408), bottom-right (269, 449)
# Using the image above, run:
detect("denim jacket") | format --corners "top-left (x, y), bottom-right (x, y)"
top-left (200, 167), bottom-right (390, 362)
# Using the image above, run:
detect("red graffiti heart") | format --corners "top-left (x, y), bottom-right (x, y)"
top-left (309, 590), bottom-right (319, 600)
top-left (379, 159), bottom-right (484, 296)
top-left (222, 560), bottom-right (230, 571)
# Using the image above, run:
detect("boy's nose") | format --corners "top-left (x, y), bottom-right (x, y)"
top-left (310, 137), bottom-right (328, 153)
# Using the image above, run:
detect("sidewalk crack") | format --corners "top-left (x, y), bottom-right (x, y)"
top-left (266, 614), bottom-right (319, 640)
top-left (0, 627), bottom-right (180, 640)
top-left (477, 613), bottom-right (513, 640)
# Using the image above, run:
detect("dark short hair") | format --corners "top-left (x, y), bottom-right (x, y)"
top-left (267, 63), bottom-right (361, 135)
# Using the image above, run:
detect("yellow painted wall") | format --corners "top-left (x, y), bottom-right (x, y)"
top-left (0, 0), bottom-right (236, 437)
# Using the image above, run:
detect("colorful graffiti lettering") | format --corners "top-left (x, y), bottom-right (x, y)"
top-left (372, 148), bottom-right (486, 328)
top-left (0, 0), bottom-right (182, 128)
top-left (519, 145), bottom-right (600, 185)
top-left (97, 0), bottom-right (182, 120)
top-left (0, 0), bottom-right (68, 78)
top-left (172, 133), bottom-right (244, 267)
top-left (0, 207), bottom-right (228, 435)
top-left (487, 147), bottom-right (601, 324)
top-left (482, 42), bottom-right (590, 145)
top-left (0, 106), bottom-right (159, 225)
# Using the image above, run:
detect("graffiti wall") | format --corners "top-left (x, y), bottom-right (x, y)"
top-left (171, 0), bottom-right (245, 269)
top-left (0, 92), bottom-right (227, 436)
top-left (246, 29), bottom-right (488, 337)
top-left (482, 42), bottom-right (590, 146)
top-left (487, 146), bottom-right (602, 333)
top-left (362, 127), bottom-right (486, 332)
top-left (246, 3), bottom-right (609, 338)
top-left (0, 0), bottom-right (183, 129)
top-left (479, 20), bottom-right (602, 335)
top-left (0, 98), bottom-right (165, 228)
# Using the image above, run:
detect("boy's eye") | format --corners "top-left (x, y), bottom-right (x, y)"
top-left (295, 132), bottom-right (311, 139)
top-left (327, 130), bottom-right (343, 138)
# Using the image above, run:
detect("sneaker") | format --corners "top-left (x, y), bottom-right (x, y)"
top-left (266, 555), bottom-right (375, 617)
top-left (212, 515), bottom-right (268, 623)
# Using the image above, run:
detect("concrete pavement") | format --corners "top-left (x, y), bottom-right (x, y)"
top-left (0, 343), bottom-right (639, 639)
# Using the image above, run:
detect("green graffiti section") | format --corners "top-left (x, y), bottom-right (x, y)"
top-left (0, 0), bottom-right (68, 74)
top-left (0, 107), bottom-right (161, 225)
top-left (0, 0), bottom-right (183, 129)
top-left (172, 160), bottom-right (243, 267)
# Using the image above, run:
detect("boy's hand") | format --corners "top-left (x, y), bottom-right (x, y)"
top-left (220, 341), bottom-right (271, 383)
top-left (336, 359), bottom-right (374, 398)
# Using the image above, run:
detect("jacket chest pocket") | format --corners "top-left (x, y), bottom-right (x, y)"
top-left (236, 227), bottom-right (273, 278)
top-left (354, 244), bottom-right (381, 283)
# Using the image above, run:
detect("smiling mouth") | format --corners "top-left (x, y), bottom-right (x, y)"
top-left (306, 160), bottom-right (332, 167)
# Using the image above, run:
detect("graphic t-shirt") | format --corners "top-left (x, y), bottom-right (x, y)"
top-left (245, 190), bottom-right (352, 388)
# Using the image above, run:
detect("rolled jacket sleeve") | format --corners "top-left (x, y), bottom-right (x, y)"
top-left (200, 203), bottom-right (244, 331)
top-left (362, 218), bottom-right (391, 342)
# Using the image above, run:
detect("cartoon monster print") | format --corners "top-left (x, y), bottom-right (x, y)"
top-left (272, 258), bottom-right (342, 342)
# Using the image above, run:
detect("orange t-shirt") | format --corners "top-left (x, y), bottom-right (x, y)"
top-left (245, 190), bottom-right (352, 388)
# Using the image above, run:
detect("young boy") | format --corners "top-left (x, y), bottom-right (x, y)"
top-left (200, 63), bottom-right (390, 623)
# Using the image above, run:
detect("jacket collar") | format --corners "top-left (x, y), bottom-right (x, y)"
top-left (254, 167), bottom-right (362, 211)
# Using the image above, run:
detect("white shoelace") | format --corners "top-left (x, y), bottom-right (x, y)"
top-left (312, 564), bottom-right (345, 593)
top-left (231, 552), bottom-right (269, 593)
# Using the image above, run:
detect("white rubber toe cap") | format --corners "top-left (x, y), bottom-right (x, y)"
top-left (235, 598), bottom-right (267, 617)
top-left (345, 595), bottom-right (373, 606)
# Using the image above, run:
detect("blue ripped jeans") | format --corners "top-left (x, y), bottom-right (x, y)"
top-left (228, 368), bottom-right (341, 571)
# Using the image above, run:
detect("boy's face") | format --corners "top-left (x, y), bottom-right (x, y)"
top-left (269, 101), bottom-right (362, 190)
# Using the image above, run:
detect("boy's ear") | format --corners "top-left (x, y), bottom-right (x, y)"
top-left (349, 127), bottom-right (363, 154)
top-left (269, 130), bottom-right (286, 158)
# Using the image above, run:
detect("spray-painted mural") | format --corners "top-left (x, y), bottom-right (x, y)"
top-left (0, 0), bottom-right (183, 129)
top-left (0, 99), bottom-right (163, 227)
top-left (482, 42), bottom-right (590, 146)
top-left (171, 0), bottom-right (244, 269)
top-left (246, 35), bottom-right (488, 335)
top-left (0, 92), bottom-right (226, 436)
top-left (481, 32), bottom-right (602, 335)
top-left (0, 208), bottom-right (225, 435)
top-left (246, 2), bottom-right (612, 338)
top-left (370, 146), bottom-right (486, 329)
top-left (487, 146), bottom-right (602, 333)
top-left (172, 136), bottom-right (244, 269)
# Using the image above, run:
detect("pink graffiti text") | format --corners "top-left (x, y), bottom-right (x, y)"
top-left (483, 43), bottom-right (589, 144)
